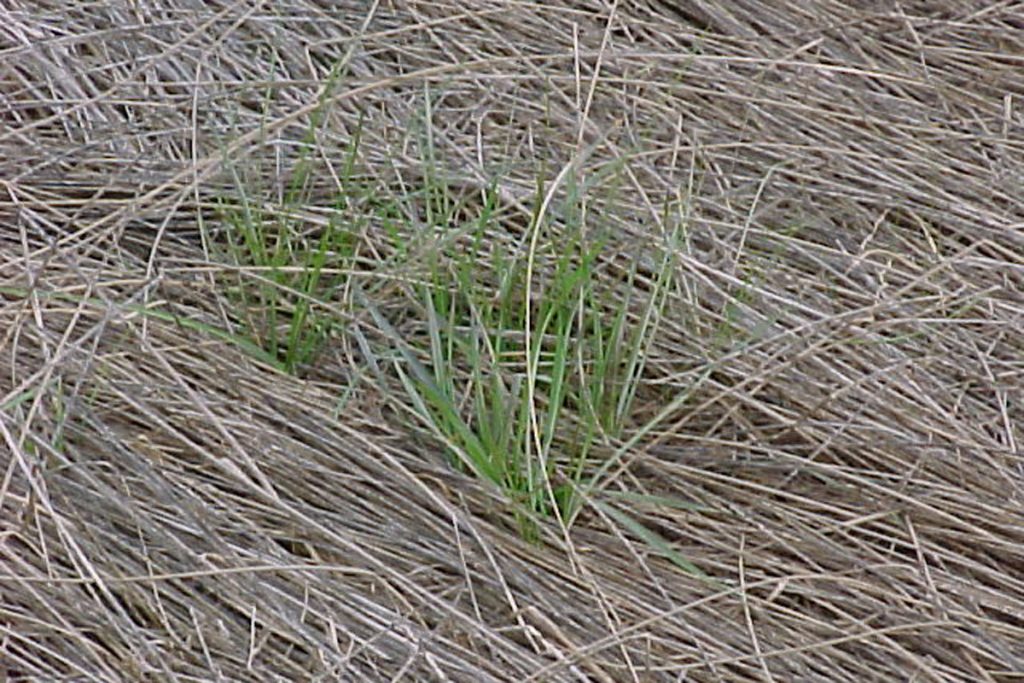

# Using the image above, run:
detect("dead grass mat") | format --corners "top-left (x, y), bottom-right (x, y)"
top-left (2, 1), bottom-right (1024, 681)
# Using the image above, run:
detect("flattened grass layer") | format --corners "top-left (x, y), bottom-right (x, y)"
top-left (2, 2), bottom-right (1023, 681)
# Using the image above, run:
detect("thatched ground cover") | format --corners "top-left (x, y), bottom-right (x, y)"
top-left (2, 1), bottom-right (1023, 680)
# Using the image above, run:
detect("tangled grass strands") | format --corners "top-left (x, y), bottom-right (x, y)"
top-left (2, 2), bottom-right (1023, 680)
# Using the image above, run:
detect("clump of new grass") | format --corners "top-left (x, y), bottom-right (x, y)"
top-left (209, 64), bottom-right (365, 375)
top-left (388, 163), bottom-right (686, 542)
top-left (212, 172), bottom-right (359, 374)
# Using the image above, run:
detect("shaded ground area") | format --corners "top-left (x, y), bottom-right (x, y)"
top-left (2, 2), bottom-right (1023, 681)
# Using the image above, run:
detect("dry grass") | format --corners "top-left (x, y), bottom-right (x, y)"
top-left (2, 1), bottom-right (1024, 681)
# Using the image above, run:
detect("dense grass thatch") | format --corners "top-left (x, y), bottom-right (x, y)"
top-left (2, 1), bottom-right (1023, 681)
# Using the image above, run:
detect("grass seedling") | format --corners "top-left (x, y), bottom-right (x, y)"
top-left (393, 158), bottom-right (688, 542)
top-left (212, 64), bottom-right (364, 375)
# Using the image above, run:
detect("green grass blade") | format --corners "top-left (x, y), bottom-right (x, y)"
top-left (592, 499), bottom-right (708, 579)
